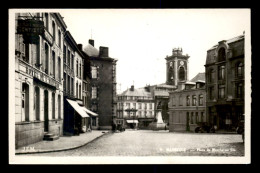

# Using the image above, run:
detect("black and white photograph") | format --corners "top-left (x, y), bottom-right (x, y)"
top-left (8, 9), bottom-right (251, 164)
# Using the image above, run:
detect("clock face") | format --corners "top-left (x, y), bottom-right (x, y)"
top-left (180, 61), bottom-right (184, 65)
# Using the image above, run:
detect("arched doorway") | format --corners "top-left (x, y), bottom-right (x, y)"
top-left (44, 90), bottom-right (49, 132)
top-left (21, 83), bottom-right (29, 122)
top-left (34, 86), bottom-right (40, 121)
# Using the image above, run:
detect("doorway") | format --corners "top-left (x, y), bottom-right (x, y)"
top-left (44, 90), bottom-right (49, 132)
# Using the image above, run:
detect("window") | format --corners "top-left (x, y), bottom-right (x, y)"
top-left (218, 65), bottom-right (225, 80)
top-left (138, 103), bottom-right (141, 109)
top-left (209, 87), bottom-right (214, 100)
top-left (218, 85), bottom-right (225, 99)
top-left (126, 103), bottom-right (130, 109)
top-left (71, 54), bottom-right (74, 70)
top-left (149, 103), bottom-right (152, 109)
top-left (63, 45), bottom-right (66, 64)
top-left (236, 83), bottom-right (243, 98)
top-left (63, 73), bottom-right (66, 92)
top-left (91, 66), bottom-right (97, 79)
top-left (172, 96), bottom-right (176, 106)
top-left (52, 93), bottom-right (55, 119)
top-left (218, 48), bottom-right (226, 62)
top-left (144, 103), bottom-right (147, 109)
top-left (201, 112), bottom-right (204, 122)
top-left (44, 13), bottom-right (49, 30)
top-left (52, 21), bottom-right (56, 41)
top-left (191, 112), bottom-right (194, 124)
top-left (133, 103), bottom-right (136, 109)
top-left (199, 95), bottom-right (203, 106)
top-left (179, 67), bottom-right (185, 81)
top-left (71, 78), bottom-right (74, 96)
top-left (179, 95), bottom-right (183, 106)
top-left (68, 50), bottom-right (70, 68)
top-left (195, 112), bottom-right (198, 123)
top-left (79, 62), bottom-right (81, 79)
top-left (58, 57), bottom-right (61, 81)
top-left (208, 69), bottom-right (214, 83)
top-left (76, 82), bottom-right (78, 98)
top-left (58, 30), bottom-right (61, 47)
top-left (44, 43), bottom-right (49, 74)
top-left (68, 77), bottom-right (70, 95)
top-left (52, 51), bottom-right (55, 78)
top-left (192, 95), bottom-right (197, 106)
top-left (237, 62), bottom-right (244, 77)
top-left (186, 96), bottom-right (190, 106)
top-left (92, 86), bottom-right (97, 99)
top-left (58, 95), bottom-right (61, 119)
top-left (79, 84), bottom-right (81, 99)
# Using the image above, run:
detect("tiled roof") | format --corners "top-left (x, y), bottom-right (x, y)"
top-left (190, 73), bottom-right (205, 83)
top-left (83, 44), bottom-right (99, 57)
top-left (120, 88), bottom-right (152, 97)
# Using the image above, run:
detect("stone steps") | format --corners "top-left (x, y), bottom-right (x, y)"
top-left (43, 133), bottom-right (59, 141)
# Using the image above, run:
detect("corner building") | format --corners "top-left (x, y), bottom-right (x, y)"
top-left (14, 13), bottom-right (66, 148)
top-left (205, 35), bottom-right (245, 130)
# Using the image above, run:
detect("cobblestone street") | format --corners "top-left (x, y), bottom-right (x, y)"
top-left (28, 130), bottom-right (244, 157)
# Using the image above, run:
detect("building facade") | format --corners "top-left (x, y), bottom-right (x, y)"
top-left (117, 85), bottom-right (155, 129)
top-left (78, 44), bottom-right (99, 130)
top-left (205, 35), bottom-right (245, 131)
top-left (168, 73), bottom-right (206, 132)
top-left (83, 39), bottom-right (117, 130)
top-left (63, 31), bottom-right (91, 135)
top-left (15, 12), bottom-right (66, 148)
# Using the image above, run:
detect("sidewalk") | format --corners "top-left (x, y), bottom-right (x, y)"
top-left (16, 130), bottom-right (108, 154)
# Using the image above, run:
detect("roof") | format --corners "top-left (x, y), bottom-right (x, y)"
top-left (155, 83), bottom-right (177, 89)
top-left (83, 44), bottom-right (99, 57)
top-left (120, 88), bottom-right (152, 97)
top-left (208, 35), bottom-right (244, 51)
top-left (190, 73), bottom-right (205, 83)
top-left (154, 90), bottom-right (169, 97)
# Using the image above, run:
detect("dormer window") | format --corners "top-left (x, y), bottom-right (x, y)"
top-left (218, 47), bottom-right (226, 62)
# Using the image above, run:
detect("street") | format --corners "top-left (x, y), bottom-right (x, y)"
top-left (28, 130), bottom-right (244, 157)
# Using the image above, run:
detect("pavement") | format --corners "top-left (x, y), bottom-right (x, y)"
top-left (29, 129), bottom-right (244, 157)
top-left (15, 130), bottom-right (108, 155)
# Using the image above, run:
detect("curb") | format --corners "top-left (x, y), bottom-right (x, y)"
top-left (15, 132), bottom-right (109, 155)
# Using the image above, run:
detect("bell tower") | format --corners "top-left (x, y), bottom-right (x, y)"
top-left (165, 47), bottom-right (189, 86)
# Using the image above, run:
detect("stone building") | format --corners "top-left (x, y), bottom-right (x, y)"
top-left (168, 73), bottom-right (206, 132)
top-left (15, 12), bottom-right (66, 148)
top-left (205, 35), bottom-right (245, 131)
top-left (116, 85), bottom-right (155, 129)
top-left (83, 39), bottom-right (117, 130)
top-left (77, 44), bottom-right (99, 130)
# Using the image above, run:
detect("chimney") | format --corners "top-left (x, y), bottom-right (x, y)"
top-left (77, 44), bottom-right (83, 51)
top-left (99, 46), bottom-right (109, 57)
top-left (89, 39), bottom-right (94, 47)
top-left (145, 85), bottom-right (150, 92)
top-left (130, 85), bottom-right (134, 91)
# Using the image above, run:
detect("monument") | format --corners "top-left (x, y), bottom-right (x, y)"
top-left (149, 101), bottom-right (167, 130)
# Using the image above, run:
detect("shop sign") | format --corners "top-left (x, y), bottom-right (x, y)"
top-left (17, 19), bottom-right (44, 44)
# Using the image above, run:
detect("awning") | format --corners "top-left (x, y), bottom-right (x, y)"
top-left (66, 99), bottom-right (89, 118)
top-left (82, 107), bottom-right (98, 117)
top-left (126, 120), bottom-right (139, 123)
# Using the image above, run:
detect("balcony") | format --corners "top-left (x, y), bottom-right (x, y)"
top-left (18, 59), bottom-right (61, 89)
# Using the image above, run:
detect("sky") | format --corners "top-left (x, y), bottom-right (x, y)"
top-left (56, 9), bottom-right (250, 94)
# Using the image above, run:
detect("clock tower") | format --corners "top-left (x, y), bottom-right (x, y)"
top-left (165, 48), bottom-right (189, 86)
